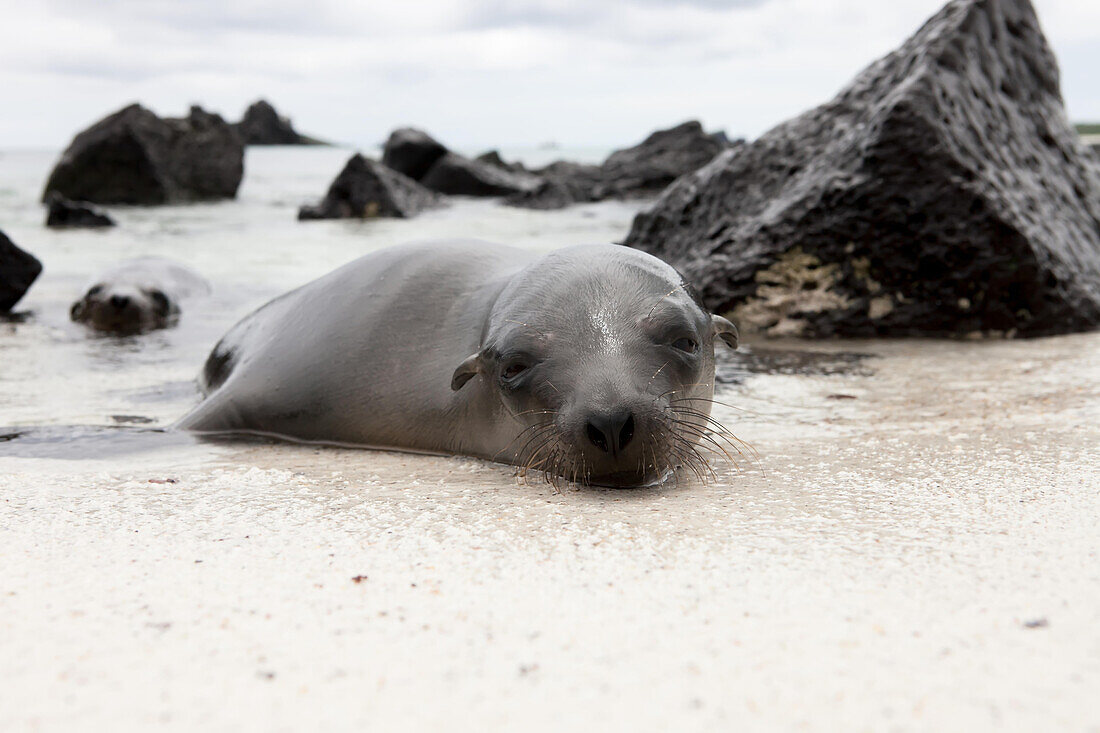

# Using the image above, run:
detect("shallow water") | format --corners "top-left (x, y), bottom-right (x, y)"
top-left (2, 147), bottom-right (1099, 731)
top-left (0, 146), bottom-right (642, 431)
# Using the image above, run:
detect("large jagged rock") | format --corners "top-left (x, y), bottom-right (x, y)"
top-left (235, 100), bottom-right (319, 145)
top-left (298, 153), bottom-right (442, 220)
top-left (381, 128), bottom-right (448, 181)
top-left (625, 0), bottom-right (1100, 337)
top-left (508, 120), bottom-right (732, 209)
top-left (43, 104), bottom-right (244, 205)
top-left (420, 152), bottom-right (542, 197)
top-left (45, 193), bottom-right (115, 228)
top-left (0, 231), bottom-right (43, 311)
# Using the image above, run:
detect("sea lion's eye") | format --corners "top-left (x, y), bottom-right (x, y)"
top-left (88, 285), bottom-right (104, 297)
top-left (672, 337), bottom-right (698, 354)
top-left (501, 362), bottom-right (529, 381)
top-left (147, 289), bottom-right (170, 313)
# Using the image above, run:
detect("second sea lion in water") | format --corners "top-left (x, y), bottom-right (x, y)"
top-left (178, 240), bottom-right (739, 487)
top-left (71, 257), bottom-right (210, 334)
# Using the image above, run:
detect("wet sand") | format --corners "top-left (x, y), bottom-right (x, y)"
top-left (2, 332), bottom-right (1098, 731)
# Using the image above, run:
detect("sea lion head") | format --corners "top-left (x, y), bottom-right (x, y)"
top-left (451, 245), bottom-right (738, 488)
top-left (70, 282), bottom-right (177, 334)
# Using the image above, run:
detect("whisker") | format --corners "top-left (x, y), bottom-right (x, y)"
top-left (497, 420), bottom-right (558, 463)
top-left (648, 359), bottom-right (672, 388)
top-left (668, 418), bottom-right (741, 473)
top-left (646, 286), bottom-right (681, 320)
top-left (669, 394), bottom-right (756, 414)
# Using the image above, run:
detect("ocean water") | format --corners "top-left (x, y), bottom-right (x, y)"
top-left (0, 145), bottom-right (639, 430)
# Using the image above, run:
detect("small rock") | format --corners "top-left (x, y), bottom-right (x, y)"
top-left (298, 153), bottom-right (442, 220)
top-left (420, 152), bottom-right (542, 197)
top-left (235, 99), bottom-right (321, 145)
top-left (0, 230), bottom-right (43, 312)
top-left (381, 128), bottom-right (448, 181)
top-left (45, 193), bottom-right (115, 228)
top-left (509, 121), bottom-right (734, 209)
top-left (474, 150), bottom-right (527, 174)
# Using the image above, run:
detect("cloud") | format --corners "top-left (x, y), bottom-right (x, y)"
top-left (0, 0), bottom-right (1097, 149)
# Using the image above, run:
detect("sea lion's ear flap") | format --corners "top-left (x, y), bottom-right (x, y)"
top-left (711, 315), bottom-right (739, 350)
top-left (450, 353), bottom-right (483, 391)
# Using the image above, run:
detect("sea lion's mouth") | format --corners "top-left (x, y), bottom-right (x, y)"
top-left (585, 466), bottom-right (675, 489)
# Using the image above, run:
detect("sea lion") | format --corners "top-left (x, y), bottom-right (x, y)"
top-left (71, 257), bottom-right (211, 334)
top-left (178, 240), bottom-right (739, 487)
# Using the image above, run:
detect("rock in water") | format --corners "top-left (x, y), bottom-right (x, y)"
top-left (420, 153), bottom-right (542, 197)
top-left (381, 128), bottom-right (448, 181)
top-left (474, 150), bottom-right (528, 174)
top-left (625, 0), bottom-right (1100, 337)
top-left (600, 121), bottom-right (729, 197)
top-left (236, 100), bottom-right (314, 145)
top-left (0, 231), bottom-right (43, 311)
top-left (508, 161), bottom-right (605, 210)
top-left (509, 120), bottom-right (732, 209)
top-left (43, 104), bottom-right (244, 205)
top-left (45, 193), bottom-right (115, 228)
top-left (298, 154), bottom-right (442, 220)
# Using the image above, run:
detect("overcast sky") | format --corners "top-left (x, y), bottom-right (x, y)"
top-left (1, 0), bottom-right (1098, 150)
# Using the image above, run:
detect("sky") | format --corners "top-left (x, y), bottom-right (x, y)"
top-left (1, 0), bottom-right (1098, 151)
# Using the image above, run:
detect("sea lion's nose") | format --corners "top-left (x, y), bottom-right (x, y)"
top-left (585, 410), bottom-right (635, 456)
top-left (110, 294), bottom-right (130, 309)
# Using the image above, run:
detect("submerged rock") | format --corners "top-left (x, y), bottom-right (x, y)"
top-left (381, 128), bottom-right (448, 181)
top-left (508, 120), bottom-right (732, 209)
top-left (625, 0), bottom-right (1100, 337)
top-left (45, 193), bottom-right (115, 228)
top-left (298, 153), bottom-right (442, 220)
top-left (0, 231), bottom-right (43, 311)
top-left (420, 152), bottom-right (541, 197)
top-left (235, 99), bottom-right (320, 145)
top-left (43, 104), bottom-right (244, 205)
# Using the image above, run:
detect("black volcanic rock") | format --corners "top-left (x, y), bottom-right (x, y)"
top-left (474, 149), bottom-right (528, 174)
top-left (43, 104), bottom-right (244, 205)
top-left (382, 128), bottom-right (448, 181)
top-left (420, 152), bottom-right (541, 197)
top-left (298, 153), bottom-right (442, 220)
top-left (508, 161), bottom-right (605, 209)
top-left (45, 193), bottom-right (115, 228)
top-left (236, 100), bottom-right (317, 145)
top-left (600, 121), bottom-right (730, 196)
top-left (508, 120), bottom-right (733, 209)
top-left (0, 231), bottom-right (43, 311)
top-left (625, 0), bottom-right (1100, 338)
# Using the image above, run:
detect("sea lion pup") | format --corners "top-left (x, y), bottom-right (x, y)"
top-left (71, 257), bottom-right (211, 334)
top-left (179, 240), bottom-right (739, 487)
